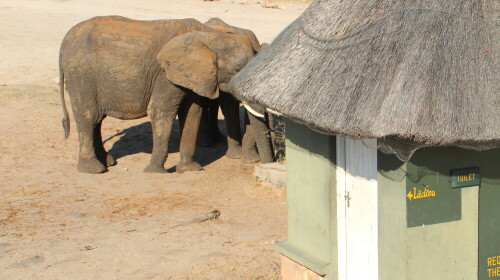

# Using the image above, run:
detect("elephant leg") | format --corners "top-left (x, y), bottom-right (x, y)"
top-left (196, 104), bottom-right (211, 147)
top-left (219, 91), bottom-right (242, 159)
top-left (207, 100), bottom-right (224, 142)
top-left (197, 99), bottom-right (222, 147)
top-left (242, 112), bottom-right (259, 163)
top-left (66, 79), bottom-right (106, 173)
top-left (177, 92), bottom-right (204, 174)
top-left (144, 76), bottom-right (183, 173)
top-left (249, 112), bottom-right (274, 163)
top-left (75, 116), bottom-right (107, 174)
top-left (144, 109), bottom-right (178, 173)
top-left (93, 118), bottom-right (116, 167)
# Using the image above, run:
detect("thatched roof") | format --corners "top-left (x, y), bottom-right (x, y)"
top-left (230, 0), bottom-right (499, 160)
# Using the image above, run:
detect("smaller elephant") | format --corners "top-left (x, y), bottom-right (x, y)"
top-left (59, 16), bottom-right (257, 173)
top-left (243, 102), bottom-right (274, 164)
top-left (197, 18), bottom-right (274, 163)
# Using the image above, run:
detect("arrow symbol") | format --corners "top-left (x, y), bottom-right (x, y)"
top-left (406, 191), bottom-right (413, 200)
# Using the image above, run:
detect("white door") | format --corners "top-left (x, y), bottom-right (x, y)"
top-left (336, 136), bottom-right (378, 280)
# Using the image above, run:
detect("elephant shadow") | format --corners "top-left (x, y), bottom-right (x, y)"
top-left (104, 120), bottom-right (228, 171)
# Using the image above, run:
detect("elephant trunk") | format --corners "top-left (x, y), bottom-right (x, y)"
top-left (248, 112), bottom-right (274, 163)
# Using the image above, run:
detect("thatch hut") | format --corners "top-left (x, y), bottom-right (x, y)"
top-left (231, 1), bottom-right (499, 279)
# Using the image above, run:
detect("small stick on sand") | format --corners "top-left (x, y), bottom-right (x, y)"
top-left (159, 210), bottom-right (221, 234)
top-left (259, 0), bottom-right (284, 9)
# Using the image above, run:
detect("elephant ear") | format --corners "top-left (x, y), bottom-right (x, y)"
top-left (157, 36), bottom-right (219, 99)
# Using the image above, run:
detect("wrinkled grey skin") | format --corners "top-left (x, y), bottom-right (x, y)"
top-left (245, 102), bottom-right (274, 163)
top-left (199, 18), bottom-right (273, 164)
top-left (59, 16), bottom-right (257, 173)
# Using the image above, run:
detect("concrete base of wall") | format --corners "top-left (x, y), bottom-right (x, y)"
top-left (254, 162), bottom-right (286, 187)
top-left (280, 255), bottom-right (324, 280)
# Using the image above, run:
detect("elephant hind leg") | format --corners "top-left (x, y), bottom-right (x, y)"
top-left (75, 119), bottom-right (107, 174)
top-left (68, 101), bottom-right (106, 173)
top-left (65, 76), bottom-right (106, 173)
top-left (93, 118), bottom-right (116, 167)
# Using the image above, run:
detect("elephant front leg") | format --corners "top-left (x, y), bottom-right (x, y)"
top-left (177, 93), bottom-right (204, 174)
top-left (144, 109), bottom-right (176, 173)
top-left (219, 91), bottom-right (242, 159)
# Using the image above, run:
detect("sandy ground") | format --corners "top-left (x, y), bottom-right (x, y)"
top-left (0, 0), bottom-right (307, 279)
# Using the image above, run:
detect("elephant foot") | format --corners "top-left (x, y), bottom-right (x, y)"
top-left (226, 146), bottom-right (242, 159)
top-left (144, 164), bottom-right (167, 173)
top-left (106, 154), bottom-right (117, 167)
top-left (77, 158), bottom-right (107, 174)
top-left (176, 162), bottom-right (203, 174)
top-left (242, 150), bottom-right (260, 164)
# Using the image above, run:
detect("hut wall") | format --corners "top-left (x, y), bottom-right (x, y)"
top-left (377, 153), bottom-right (408, 279)
top-left (276, 119), bottom-right (337, 276)
top-left (378, 147), bottom-right (500, 280)
top-left (277, 120), bottom-right (379, 279)
top-left (279, 120), bottom-right (500, 280)
top-left (478, 150), bottom-right (500, 279)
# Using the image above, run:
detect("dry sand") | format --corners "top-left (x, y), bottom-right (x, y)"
top-left (0, 0), bottom-right (307, 279)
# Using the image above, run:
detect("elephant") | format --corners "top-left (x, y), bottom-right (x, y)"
top-left (197, 18), bottom-right (274, 164)
top-left (59, 16), bottom-right (258, 173)
top-left (242, 102), bottom-right (274, 163)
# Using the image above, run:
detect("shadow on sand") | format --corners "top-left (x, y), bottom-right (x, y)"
top-left (103, 120), bottom-right (228, 172)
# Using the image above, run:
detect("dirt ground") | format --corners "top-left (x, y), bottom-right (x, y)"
top-left (0, 0), bottom-right (307, 279)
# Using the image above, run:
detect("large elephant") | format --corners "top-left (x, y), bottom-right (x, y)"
top-left (59, 16), bottom-right (257, 173)
top-left (197, 18), bottom-right (274, 164)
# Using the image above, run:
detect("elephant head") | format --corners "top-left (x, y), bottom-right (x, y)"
top-left (157, 31), bottom-right (255, 99)
top-left (205, 18), bottom-right (267, 52)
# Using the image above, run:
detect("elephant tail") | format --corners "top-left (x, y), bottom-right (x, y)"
top-left (59, 60), bottom-right (70, 139)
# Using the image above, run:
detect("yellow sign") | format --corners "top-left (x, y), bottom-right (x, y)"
top-left (406, 185), bottom-right (436, 201)
top-left (457, 173), bottom-right (477, 182)
top-left (451, 167), bottom-right (481, 188)
top-left (487, 256), bottom-right (500, 278)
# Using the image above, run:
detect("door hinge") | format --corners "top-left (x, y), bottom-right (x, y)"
top-left (344, 192), bottom-right (352, 208)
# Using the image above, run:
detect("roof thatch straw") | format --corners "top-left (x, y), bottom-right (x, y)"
top-left (230, 0), bottom-right (499, 160)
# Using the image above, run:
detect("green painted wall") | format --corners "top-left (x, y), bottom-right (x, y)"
top-left (276, 120), bottom-right (337, 276)
top-left (279, 118), bottom-right (499, 279)
top-left (406, 148), bottom-right (479, 280)
top-left (477, 149), bottom-right (500, 280)
top-left (378, 147), bottom-right (500, 280)
top-left (378, 152), bottom-right (407, 280)
top-left (406, 155), bottom-right (462, 227)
